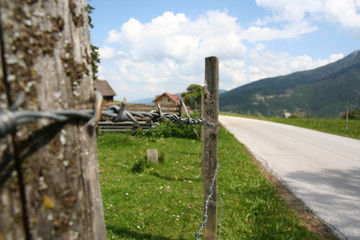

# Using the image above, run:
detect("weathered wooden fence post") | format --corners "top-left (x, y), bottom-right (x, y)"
top-left (202, 56), bottom-right (219, 240)
top-left (0, 0), bottom-right (106, 239)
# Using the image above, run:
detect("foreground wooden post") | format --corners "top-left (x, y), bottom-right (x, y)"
top-left (0, 0), bottom-right (106, 239)
top-left (202, 56), bottom-right (219, 240)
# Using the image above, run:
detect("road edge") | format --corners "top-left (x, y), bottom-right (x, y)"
top-left (249, 149), bottom-right (340, 239)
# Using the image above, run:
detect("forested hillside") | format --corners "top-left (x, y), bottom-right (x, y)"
top-left (220, 50), bottom-right (360, 118)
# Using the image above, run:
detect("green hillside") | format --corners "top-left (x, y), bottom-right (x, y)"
top-left (220, 50), bottom-right (360, 118)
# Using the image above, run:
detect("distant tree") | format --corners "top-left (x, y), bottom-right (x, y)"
top-left (86, 3), bottom-right (100, 80)
top-left (181, 84), bottom-right (204, 111)
top-left (341, 110), bottom-right (360, 120)
top-left (90, 45), bottom-right (100, 80)
top-left (86, 4), bottom-right (95, 28)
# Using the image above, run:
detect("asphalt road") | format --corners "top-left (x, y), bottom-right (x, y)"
top-left (219, 115), bottom-right (360, 240)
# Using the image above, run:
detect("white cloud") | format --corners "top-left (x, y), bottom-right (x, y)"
top-left (246, 49), bottom-right (344, 79)
top-left (107, 11), bottom-right (246, 62)
top-left (106, 29), bottom-right (122, 43)
top-left (99, 46), bottom-right (117, 60)
top-left (329, 53), bottom-right (345, 62)
top-left (323, 0), bottom-right (360, 29)
top-left (243, 21), bottom-right (318, 42)
top-left (256, 0), bottom-right (360, 29)
top-left (98, 10), bottom-right (345, 101)
top-left (356, 0), bottom-right (360, 9)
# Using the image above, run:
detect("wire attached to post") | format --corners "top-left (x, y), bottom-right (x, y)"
top-left (195, 160), bottom-right (220, 240)
top-left (0, 93), bottom-right (218, 139)
top-left (87, 91), bottom-right (103, 128)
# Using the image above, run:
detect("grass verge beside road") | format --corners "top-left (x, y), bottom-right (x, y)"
top-left (221, 112), bottom-right (360, 140)
top-left (98, 127), bottom-right (321, 239)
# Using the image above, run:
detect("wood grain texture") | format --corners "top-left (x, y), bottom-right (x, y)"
top-left (0, 20), bottom-right (26, 239)
top-left (0, 0), bottom-right (106, 239)
top-left (201, 56), bottom-right (219, 240)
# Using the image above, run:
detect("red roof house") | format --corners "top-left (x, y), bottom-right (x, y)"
top-left (153, 92), bottom-right (179, 108)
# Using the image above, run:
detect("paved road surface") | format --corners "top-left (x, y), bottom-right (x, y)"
top-left (219, 115), bottom-right (360, 240)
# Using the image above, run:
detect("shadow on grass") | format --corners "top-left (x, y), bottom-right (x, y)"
top-left (107, 225), bottom-right (183, 240)
top-left (150, 172), bottom-right (201, 182)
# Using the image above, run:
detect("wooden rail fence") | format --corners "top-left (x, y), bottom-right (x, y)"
top-left (97, 104), bottom-right (182, 133)
top-left (97, 121), bottom-right (158, 132)
top-left (0, 1), bottom-right (219, 239)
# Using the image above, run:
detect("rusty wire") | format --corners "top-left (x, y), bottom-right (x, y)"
top-left (0, 91), bottom-right (217, 138)
top-left (0, 91), bottom-right (222, 238)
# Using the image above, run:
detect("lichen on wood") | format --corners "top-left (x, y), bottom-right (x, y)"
top-left (0, 0), bottom-right (106, 239)
top-left (69, 0), bottom-right (84, 28)
top-left (62, 43), bottom-right (90, 97)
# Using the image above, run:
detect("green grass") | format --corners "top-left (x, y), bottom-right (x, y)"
top-left (221, 112), bottom-right (360, 140)
top-left (98, 128), bottom-right (319, 240)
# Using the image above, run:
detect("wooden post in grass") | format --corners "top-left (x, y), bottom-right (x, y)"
top-left (0, 0), bottom-right (106, 239)
top-left (147, 149), bottom-right (159, 165)
top-left (201, 56), bottom-right (219, 240)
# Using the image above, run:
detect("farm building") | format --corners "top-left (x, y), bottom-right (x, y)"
top-left (154, 92), bottom-right (180, 109)
top-left (94, 80), bottom-right (116, 103)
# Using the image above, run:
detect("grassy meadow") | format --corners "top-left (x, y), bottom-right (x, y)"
top-left (97, 126), bottom-right (321, 240)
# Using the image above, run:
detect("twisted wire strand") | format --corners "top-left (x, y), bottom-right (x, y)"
top-left (0, 104), bottom-right (217, 139)
top-left (195, 160), bottom-right (220, 240)
top-left (0, 94), bottom-right (221, 238)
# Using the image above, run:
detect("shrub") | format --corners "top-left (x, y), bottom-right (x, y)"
top-left (131, 151), bottom-right (165, 173)
top-left (158, 151), bottom-right (166, 164)
top-left (131, 156), bottom-right (149, 173)
top-left (134, 114), bottom-right (202, 139)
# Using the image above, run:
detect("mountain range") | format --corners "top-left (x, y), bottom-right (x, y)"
top-left (220, 50), bottom-right (360, 118)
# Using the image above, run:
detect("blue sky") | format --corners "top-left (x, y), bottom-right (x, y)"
top-left (89, 0), bottom-right (360, 102)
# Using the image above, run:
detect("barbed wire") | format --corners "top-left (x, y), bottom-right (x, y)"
top-left (0, 92), bottom-right (223, 238)
top-left (0, 91), bottom-right (217, 139)
top-left (195, 160), bottom-right (220, 240)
